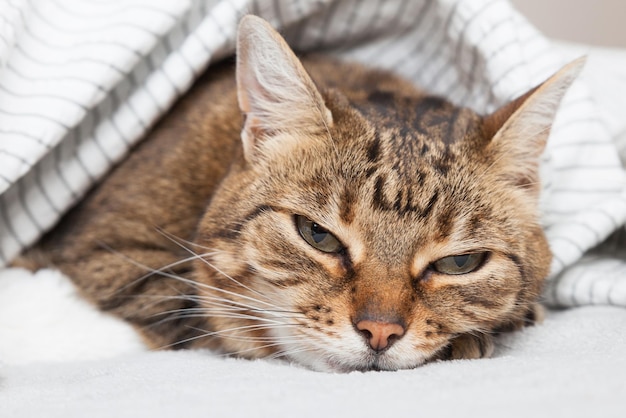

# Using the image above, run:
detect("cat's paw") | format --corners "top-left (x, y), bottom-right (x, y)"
top-left (523, 302), bottom-right (545, 326)
top-left (495, 303), bottom-right (546, 333)
top-left (441, 333), bottom-right (495, 360)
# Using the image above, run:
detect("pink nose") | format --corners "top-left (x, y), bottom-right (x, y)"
top-left (356, 320), bottom-right (405, 352)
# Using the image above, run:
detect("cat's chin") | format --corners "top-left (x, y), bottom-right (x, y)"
top-left (286, 351), bottom-right (429, 373)
top-left (306, 358), bottom-right (426, 374)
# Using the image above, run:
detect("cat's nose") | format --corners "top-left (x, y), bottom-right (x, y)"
top-left (356, 319), bottom-right (405, 352)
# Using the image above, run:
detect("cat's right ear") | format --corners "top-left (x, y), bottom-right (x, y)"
top-left (483, 58), bottom-right (585, 198)
top-left (236, 15), bottom-right (333, 162)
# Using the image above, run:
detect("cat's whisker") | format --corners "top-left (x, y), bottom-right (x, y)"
top-left (96, 248), bottom-right (289, 315)
top-left (198, 258), bottom-right (267, 300)
top-left (191, 293), bottom-right (304, 316)
top-left (154, 226), bottom-right (218, 251)
top-left (161, 322), bottom-right (307, 350)
top-left (154, 225), bottom-right (240, 255)
top-left (157, 292), bottom-right (265, 312)
top-left (266, 346), bottom-right (316, 361)
top-left (117, 253), bottom-right (216, 295)
top-left (132, 287), bottom-right (307, 335)
top-left (214, 341), bottom-right (299, 359)
top-left (193, 292), bottom-right (304, 320)
top-left (213, 331), bottom-right (308, 344)
top-left (95, 241), bottom-right (217, 298)
top-left (155, 230), bottom-right (280, 307)
top-left (134, 291), bottom-right (305, 327)
top-left (155, 324), bottom-right (268, 349)
top-left (198, 323), bottom-right (299, 338)
top-left (154, 308), bottom-right (301, 327)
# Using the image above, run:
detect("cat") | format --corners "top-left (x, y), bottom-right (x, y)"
top-left (18, 15), bottom-right (582, 372)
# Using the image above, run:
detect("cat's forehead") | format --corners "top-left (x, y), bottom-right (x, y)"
top-left (328, 96), bottom-right (499, 258)
top-left (350, 89), bottom-right (482, 151)
top-left (321, 89), bottom-right (486, 189)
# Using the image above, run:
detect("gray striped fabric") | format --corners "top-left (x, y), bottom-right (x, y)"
top-left (1, 0), bottom-right (625, 307)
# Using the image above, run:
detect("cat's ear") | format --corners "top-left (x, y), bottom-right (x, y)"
top-left (483, 58), bottom-right (585, 197)
top-left (236, 15), bottom-right (333, 162)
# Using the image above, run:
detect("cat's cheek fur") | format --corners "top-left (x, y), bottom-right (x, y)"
top-left (421, 268), bottom-right (520, 331)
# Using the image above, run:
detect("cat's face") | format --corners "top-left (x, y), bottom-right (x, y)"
top-left (191, 16), bottom-right (580, 372)
top-left (193, 97), bottom-right (550, 372)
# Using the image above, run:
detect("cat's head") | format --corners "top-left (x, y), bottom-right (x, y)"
top-left (193, 15), bottom-right (582, 372)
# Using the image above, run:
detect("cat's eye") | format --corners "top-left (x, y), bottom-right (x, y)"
top-left (296, 215), bottom-right (344, 253)
top-left (432, 253), bottom-right (486, 275)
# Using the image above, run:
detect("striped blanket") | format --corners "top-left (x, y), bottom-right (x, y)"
top-left (1, 0), bottom-right (625, 307)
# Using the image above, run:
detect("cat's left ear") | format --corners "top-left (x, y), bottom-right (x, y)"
top-left (483, 58), bottom-right (585, 196)
top-left (236, 15), bottom-right (333, 162)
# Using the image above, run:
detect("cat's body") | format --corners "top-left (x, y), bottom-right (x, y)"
top-left (20, 16), bottom-right (581, 372)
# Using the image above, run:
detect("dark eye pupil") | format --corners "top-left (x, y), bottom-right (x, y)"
top-left (310, 223), bottom-right (328, 243)
top-left (453, 254), bottom-right (470, 267)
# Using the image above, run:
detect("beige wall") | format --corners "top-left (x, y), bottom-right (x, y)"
top-left (511, 0), bottom-right (626, 48)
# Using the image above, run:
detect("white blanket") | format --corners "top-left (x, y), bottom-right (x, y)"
top-left (1, 1), bottom-right (626, 415)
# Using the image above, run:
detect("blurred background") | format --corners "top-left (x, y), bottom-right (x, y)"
top-left (511, 0), bottom-right (626, 48)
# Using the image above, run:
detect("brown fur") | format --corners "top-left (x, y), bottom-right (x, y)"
top-left (17, 16), bottom-right (581, 372)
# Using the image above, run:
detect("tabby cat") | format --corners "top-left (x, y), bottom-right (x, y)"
top-left (21, 15), bottom-right (582, 372)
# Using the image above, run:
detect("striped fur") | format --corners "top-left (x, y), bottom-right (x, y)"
top-left (20, 16), bottom-right (580, 372)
